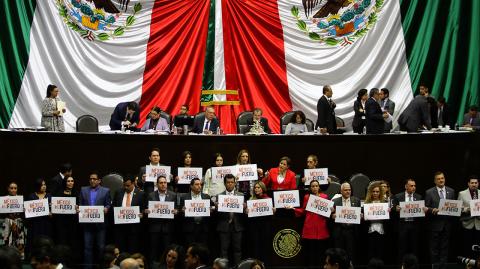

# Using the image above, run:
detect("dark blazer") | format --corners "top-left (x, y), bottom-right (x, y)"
top-left (381, 98), bottom-right (395, 132)
top-left (147, 190), bottom-right (177, 233)
top-left (109, 102), bottom-right (140, 130)
top-left (352, 100), bottom-right (366, 132)
top-left (332, 196), bottom-right (361, 208)
top-left (425, 186), bottom-right (455, 232)
top-left (47, 173), bottom-right (64, 196)
top-left (246, 117), bottom-right (271, 134)
top-left (391, 192), bottom-right (423, 220)
top-left (179, 192), bottom-right (211, 232)
top-left (316, 95), bottom-right (337, 134)
top-left (79, 186), bottom-right (111, 226)
top-left (437, 104), bottom-right (450, 127)
top-left (427, 96), bottom-right (438, 128)
top-left (112, 188), bottom-right (145, 210)
top-left (365, 97), bottom-right (384, 134)
top-left (463, 113), bottom-right (480, 129)
top-left (398, 95), bottom-right (431, 132)
top-left (192, 116), bottom-right (220, 134)
top-left (215, 191), bottom-right (245, 232)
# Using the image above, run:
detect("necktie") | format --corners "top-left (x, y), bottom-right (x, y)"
top-left (439, 189), bottom-right (445, 199)
top-left (205, 121), bottom-right (210, 131)
top-left (408, 194), bottom-right (412, 201)
top-left (126, 192), bottom-right (131, 207)
top-left (473, 191), bottom-right (478, 200)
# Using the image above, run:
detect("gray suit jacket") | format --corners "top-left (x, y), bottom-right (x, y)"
top-left (215, 191), bottom-right (245, 232)
top-left (463, 114), bottom-right (480, 129)
top-left (425, 186), bottom-right (455, 231)
top-left (458, 189), bottom-right (480, 230)
top-left (398, 95), bottom-right (431, 132)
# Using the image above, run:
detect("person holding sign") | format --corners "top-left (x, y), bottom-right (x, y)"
top-left (299, 154), bottom-right (319, 190)
top-left (138, 148), bottom-right (170, 195)
top-left (291, 180), bottom-right (330, 268)
top-left (391, 179), bottom-right (424, 262)
top-left (40, 84), bottom-right (66, 132)
top-left (52, 176), bottom-right (78, 251)
top-left (425, 171), bottom-right (455, 269)
top-left (146, 175), bottom-right (178, 266)
top-left (179, 178), bottom-right (211, 246)
top-left (262, 156), bottom-right (297, 191)
top-left (364, 181), bottom-right (388, 260)
top-left (79, 172), bottom-right (112, 268)
top-left (457, 175), bottom-right (480, 258)
top-left (215, 174), bottom-right (245, 265)
top-left (203, 153), bottom-right (226, 197)
top-left (236, 149), bottom-right (264, 197)
top-left (25, 178), bottom-right (52, 259)
top-left (112, 174), bottom-right (145, 254)
top-left (1, 182), bottom-right (26, 260)
top-left (175, 151), bottom-right (195, 193)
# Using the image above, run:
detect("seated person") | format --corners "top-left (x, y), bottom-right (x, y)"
top-left (285, 111), bottom-right (308, 134)
top-left (192, 106), bottom-right (220, 134)
top-left (246, 108), bottom-right (271, 134)
top-left (141, 106), bottom-right (169, 132)
top-left (109, 101), bottom-right (140, 131)
top-left (463, 105), bottom-right (480, 129)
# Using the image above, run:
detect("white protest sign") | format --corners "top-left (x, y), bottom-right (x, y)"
top-left (177, 167), bottom-right (203, 184)
top-left (304, 168), bottom-right (329, 185)
top-left (24, 199), bottom-right (49, 218)
top-left (399, 200), bottom-right (425, 218)
top-left (79, 206), bottom-right (104, 223)
top-left (217, 195), bottom-right (244, 213)
top-left (0, 196), bottom-right (24, 213)
top-left (237, 164), bottom-right (258, 181)
top-left (114, 206), bottom-right (141, 224)
top-left (305, 195), bottom-right (333, 217)
top-left (148, 201), bottom-right (175, 219)
top-left (469, 199), bottom-right (480, 217)
top-left (437, 199), bottom-right (462, 217)
top-left (247, 198), bottom-right (274, 218)
top-left (364, 203), bottom-right (390, 220)
top-left (184, 199), bottom-right (210, 217)
top-left (211, 166), bottom-right (236, 182)
top-left (273, 190), bottom-right (300, 208)
top-left (51, 197), bottom-right (76, 214)
top-left (146, 165), bottom-right (171, 182)
top-left (335, 206), bottom-right (361, 224)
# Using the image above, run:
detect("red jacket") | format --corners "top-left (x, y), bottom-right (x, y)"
top-left (294, 193), bottom-right (330, 240)
top-left (262, 168), bottom-right (297, 190)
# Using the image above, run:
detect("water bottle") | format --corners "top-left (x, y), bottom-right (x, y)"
top-left (172, 125), bottom-right (177, 135)
top-left (454, 123), bottom-right (459, 131)
top-left (363, 125), bottom-right (367, 134)
top-left (216, 127), bottom-right (220, 135)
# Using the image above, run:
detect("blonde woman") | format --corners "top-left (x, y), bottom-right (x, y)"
top-left (364, 181), bottom-right (388, 260)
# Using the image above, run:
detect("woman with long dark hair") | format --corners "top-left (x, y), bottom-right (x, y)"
top-left (2, 182), bottom-right (26, 259)
top-left (203, 153), bottom-right (226, 196)
top-left (53, 176), bottom-right (78, 251)
top-left (352, 88), bottom-right (368, 134)
top-left (41, 84), bottom-right (66, 132)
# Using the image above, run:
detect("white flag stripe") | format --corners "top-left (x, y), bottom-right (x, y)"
top-left (213, 0), bottom-right (227, 101)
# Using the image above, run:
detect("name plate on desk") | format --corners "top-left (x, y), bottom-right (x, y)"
top-left (114, 206), bottom-right (141, 224)
top-left (399, 201), bottom-right (425, 218)
top-left (438, 199), bottom-right (462, 217)
top-left (304, 168), bottom-right (328, 185)
top-left (364, 203), bottom-right (390, 220)
top-left (184, 199), bottom-right (210, 217)
top-left (146, 165), bottom-right (171, 182)
top-left (0, 196), bottom-right (24, 213)
top-left (237, 164), bottom-right (258, 181)
top-left (24, 199), bottom-right (49, 218)
top-left (177, 167), bottom-right (203, 184)
top-left (247, 198), bottom-right (273, 217)
top-left (79, 206), bottom-right (104, 223)
top-left (273, 190), bottom-right (300, 208)
top-left (51, 197), bottom-right (76, 214)
top-left (335, 206), bottom-right (361, 224)
top-left (305, 195), bottom-right (333, 217)
top-left (217, 195), bottom-right (244, 213)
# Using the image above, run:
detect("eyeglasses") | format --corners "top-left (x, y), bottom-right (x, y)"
top-left (90, 178), bottom-right (99, 180)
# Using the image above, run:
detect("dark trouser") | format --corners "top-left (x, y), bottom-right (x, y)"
top-left (303, 238), bottom-right (327, 268)
top-left (333, 226), bottom-right (356, 264)
top-left (398, 221), bottom-right (419, 262)
top-left (247, 218), bottom-right (271, 265)
top-left (430, 227), bottom-right (450, 269)
top-left (368, 231), bottom-right (384, 260)
top-left (219, 227), bottom-right (242, 266)
top-left (184, 223), bottom-right (208, 246)
top-left (149, 231), bottom-right (173, 264)
top-left (84, 225), bottom-right (106, 269)
top-left (462, 227), bottom-right (480, 258)
top-left (115, 224), bottom-right (141, 254)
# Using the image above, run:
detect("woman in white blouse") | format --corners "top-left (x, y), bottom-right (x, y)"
top-left (202, 153), bottom-right (226, 196)
top-left (285, 111), bottom-right (308, 135)
top-left (364, 181), bottom-right (387, 260)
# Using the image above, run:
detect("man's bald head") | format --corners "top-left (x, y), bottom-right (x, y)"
top-left (120, 258), bottom-right (139, 269)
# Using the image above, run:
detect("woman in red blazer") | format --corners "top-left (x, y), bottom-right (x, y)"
top-left (262, 156), bottom-right (297, 190)
top-left (293, 180), bottom-right (330, 267)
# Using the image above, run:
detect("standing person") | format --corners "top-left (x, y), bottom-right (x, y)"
top-left (203, 153), bottom-right (226, 197)
top-left (262, 156), bottom-right (297, 191)
top-left (40, 84), bottom-right (66, 132)
top-left (246, 108), bottom-right (271, 134)
top-left (109, 101), bottom-right (140, 131)
top-left (247, 181), bottom-right (272, 265)
top-left (316, 85), bottom-right (337, 134)
top-left (352, 89), bottom-right (368, 134)
top-left (299, 154), bottom-right (319, 190)
top-left (79, 172), bottom-right (112, 268)
top-left (192, 106), bottom-right (219, 134)
top-left (365, 88), bottom-right (387, 134)
top-left (458, 175), bottom-right (480, 258)
top-left (398, 93), bottom-right (432, 132)
top-left (419, 84), bottom-right (438, 128)
top-left (331, 182), bottom-right (361, 264)
top-left (292, 180), bottom-right (330, 268)
top-left (146, 176), bottom-right (177, 266)
top-left (364, 181), bottom-right (386, 260)
top-left (175, 151), bottom-right (194, 193)
top-left (436, 97), bottom-right (450, 127)
top-left (379, 88), bottom-right (395, 133)
top-left (2, 182), bottom-right (26, 260)
top-left (215, 174), bottom-right (244, 265)
top-left (235, 149), bottom-right (264, 197)
top-left (392, 179), bottom-right (424, 262)
top-left (285, 110), bottom-right (308, 135)
top-left (47, 163), bottom-right (72, 197)
top-left (138, 148), bottom-right (168, 195)
top-left (425, 171), bottom-right (455, 269)
top-left (53, 176), bottom-right (79, 251)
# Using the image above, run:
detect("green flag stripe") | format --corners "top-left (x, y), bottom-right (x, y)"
top-left (200, 0), bottom-right (216, 103)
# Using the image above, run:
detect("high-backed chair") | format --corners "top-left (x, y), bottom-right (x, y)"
top-left (350, 173), bottom-right (370, 200)
top-left (280, 111), bottom-right (295, 134)
top-left (324, 181), bottom-right (341, 199)
top-left (102, 173), bottom-right (123, 200)
top-left (76, 115), bottom-right (99, 132)
top-left (237, 111), bottom-right (253, 134)
top-left (159, 110), bottom-right (171, 127)
top-left (305, 118), bottom-right (314, 132)
top-left (335, 116), bottom-right (346, 134)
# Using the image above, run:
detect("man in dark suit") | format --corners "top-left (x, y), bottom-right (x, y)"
top-left (109, 101), bottom-right (140, 131)
top-left (246, 108), bottom-right (271, 134)
top-left (180, 178), bottom-right (211, 245)
top-left (331, 182), bottom-right (361, 264)
top-left (425, 171), bottom-right (455, 269)
top-left (365, 88), bottom-right (387, 134)
top-left (215, 174), bottom-right (245, 265)
top-left (419, 85), bottom-right (439, 128)
top-left (192, 106), bottom-right (220, 134)
top-left (392, 179), bottom-right (424, 261)
top-left (436, 97), bottom-right (450, 127)
top-left (146, 175), bottom-right (177, 265)
top-left (463, 105), bottom-right (480, 130)
top-left (379, 88), bottom-right (395, 132)
top-left (138, 148), bottom-right (170, 195)
top-left (316, 85), bottom-right (337, 134)
top-left (47, 163), bottom-right (72, 195)
top-left (79, 172), bottom-right (111, 268)
top-left (398, 94), bottom-right (431, 132)
top-left (112, 174), bottom-right (145, 254)
top-left (185, 243), bottom-right (211, 269)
